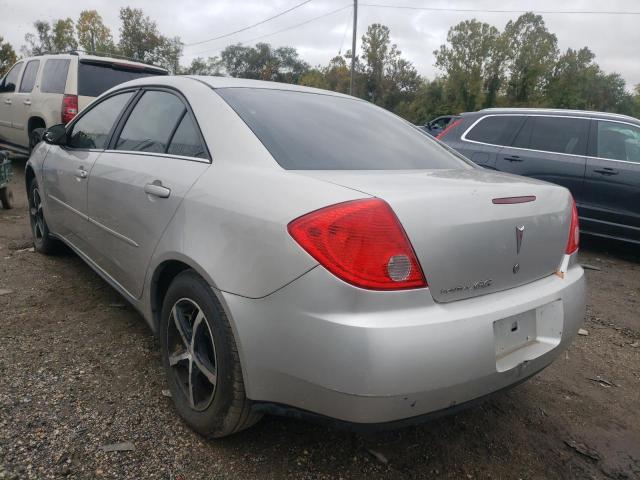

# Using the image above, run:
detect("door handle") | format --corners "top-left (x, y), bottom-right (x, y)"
top-left (75, 168), bottom-right (88, 179)
top-left (23, 100), bottom-right (31, 106)
top-left (593, 168), bottom-right (618, 176)
top-left (504, 155), bottom-right (522, 162)
top-left (144, 182), bottom-right (171, 198)
top-left (3, 99), bottom-right (10, 105)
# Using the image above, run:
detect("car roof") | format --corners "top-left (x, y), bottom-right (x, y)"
top-left (21, 52), bottom-right (168, 73)
top-left (476, 107), bottom-right (640, 125)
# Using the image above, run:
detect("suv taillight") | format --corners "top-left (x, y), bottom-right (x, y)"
top-left (61, 95), bottom-right (78, 124)
top-left (565, 197), bottom-right (580, 254)
top-left (288, 199), bottom-right (427, 290)
top-left (436, 119), bottom-right (462, 140)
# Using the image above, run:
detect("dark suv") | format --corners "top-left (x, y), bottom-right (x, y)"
top-left (439, 108), bottom-right (640, 244)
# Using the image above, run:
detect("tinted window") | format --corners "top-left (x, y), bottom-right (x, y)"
top-left (513, 116), bottom-right (588, 155)
top-left (68, 92), bottom-right (134, 149)
top-left (167, 113), bottom-right (207, 158)
top-left (0, 63), bottom-right (23, 93)
top-left (597, 121), bottom-right (640, 163)
top-left (218, 88), bottom-right (468, 170)
top-left (465, 115), bottom-right (524, 145)
top-left (19, 60), bottom-right (39, 93)
top-left (78, 62), bottom-right (164, 97)
top-left (41, 59), bottom-right (70, 94)
top-left (117, 91), bottom-right (185, 153)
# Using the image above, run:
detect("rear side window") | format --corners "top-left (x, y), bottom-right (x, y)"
top-left (116, 91), bottom-right (185, 153)
top-left (597, 121), bottom-right (640, 163)
top-left (167, 113), bottom-right (207, 158)
top-left (68, 92), bottom-right (134, 149)
top-left (218, 88), bottom-right (468, 170)
top-left (19, 60), bottom-right (39, 93)
top-left (465, 115), bottom-right (524, 146)
top-left (41, 59), bottom-right (70, 94)
top-left (78, 62), bottom-right (162, 97)
top-left (0, 62), bottom-right (23, 93)
top-left (513, 116), bottom-right (589, 155)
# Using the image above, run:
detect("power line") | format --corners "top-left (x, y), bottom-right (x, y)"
top-left (359, 3), bottom-right (640, 15)
top-left (184, 0), bottom-right (314, 47)
top-left (192, 4), bottom-right (351, 56)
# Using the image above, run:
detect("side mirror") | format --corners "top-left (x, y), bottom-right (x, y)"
top-left (43, 124), bottom-right (67, 146)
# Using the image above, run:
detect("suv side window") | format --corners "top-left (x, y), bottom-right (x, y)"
top-left (513, 116), bottom-right (588, 155)
top-left (0, 62), bottom-right (23, 93)
top-left (116, 90), bottom-right (185, 153)
top-left (19, 60), bottom-right (40, 93)
top-left (465, 115), bottom-right (524, 146)
top-left (167, 113), bottom-right (208, 159)
top-left (597, 121), bottom-right (640, 163)
top-left (40, 59), bottom-right (70, 94)
top-left (68, 92), bottom-right (134, 149)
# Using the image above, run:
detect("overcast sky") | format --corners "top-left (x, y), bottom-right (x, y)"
top-left (1, 0), bottom-right (639, 88)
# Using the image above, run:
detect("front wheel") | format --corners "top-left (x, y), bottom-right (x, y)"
top-left (160, 270), bottom-right (262, 438)
top-left (0, 186), bottom-right (13, 209)
top-left (28, 179), bottom-right (58, 254)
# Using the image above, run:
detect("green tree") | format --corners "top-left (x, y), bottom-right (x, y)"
top-left (0, 37), bottom-right (17, 77)
top-left (24, 20), bottom-right (53, 55)
top-left (503, 12), bottom-right (558, 104)
top-left (76, 10), bottom-right (114, 53)
top-left (183, 56), bottom-right (222, 75)
top-left (51, 18), bottom-right (77, 52)
top-left (434, 20), bottom-right (503, 111)
top-left (218, 43), bottom-right (309, 83)
top-left (23, 18), bottom-right (77, 54)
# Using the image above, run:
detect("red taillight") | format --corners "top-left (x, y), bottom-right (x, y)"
top-left (61, 94), bottom-right (78, 124)
top-left (288, 199), bottom-right (427, 290)
top-left (436, 119), bottom-right (462, 140)
top-left (565, 197), bottom-right (580, 254)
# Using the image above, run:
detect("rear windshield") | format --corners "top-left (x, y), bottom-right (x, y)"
top-left (217, 88), bottom-right (469, 170)
top-left (78, 61), bottom-right (165, 97)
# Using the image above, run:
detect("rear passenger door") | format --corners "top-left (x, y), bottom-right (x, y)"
top-left (12, 59), bottom-right (40, 146)
top-left (86, 88), bottom-right (210, 298)
top-left (582, 120), bottom-right (640, 241)
top-left (0, 62), bottom-right (23, 143)
top-left (496, 115), bottom-right (589, 202)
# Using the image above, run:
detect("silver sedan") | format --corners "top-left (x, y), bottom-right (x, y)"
top-left (25, 76), bottom-right (585, 437)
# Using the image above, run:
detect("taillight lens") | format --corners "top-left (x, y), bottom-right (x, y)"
top-left (288, 199), bottom-right (427, 290)
top-left (436, 119), bottom-right (462, 140)
top-left (565, 197), bottom-right (580, 254)
top-left (61, 94), bottom-right (78, 124)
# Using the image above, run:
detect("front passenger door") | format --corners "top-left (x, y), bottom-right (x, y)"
top-left (86, 89), bottom-right (210, 298)
top-left (0, 62), bottom-right (23, 142)
top-left (42, 91), bottom-right (135, 251)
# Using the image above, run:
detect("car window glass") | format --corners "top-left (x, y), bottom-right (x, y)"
top-left (19, 60), bottom-right (39, 93)
top-left (1, 63), bottom-right (23, 93)
top-left (515, 116), bottom-right (588, 155)
top-left (116, 91), bottom-right (185, 153)
top-left (218, 88), bottom-right (469, 170)
top-left (41, 59), bottom-right (70, 94)
top-left (167, 113), bottom-right (207, 159)
top-left (68, 92), bottom-right (134, 149)
top-left (466, 115), bottom-right (523, 146)
top-left (597, 121), bottom-right (640, 163)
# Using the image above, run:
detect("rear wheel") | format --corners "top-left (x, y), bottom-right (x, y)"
top-left (29, 128), bottom-right (45, 154)
top-left (28, 179), bottom-right (58, 254)
top-left (160, 270), bottom-right (261, 438)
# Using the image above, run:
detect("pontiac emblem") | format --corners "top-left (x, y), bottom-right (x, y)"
top-left (515, 225), bottom-right (525, 254)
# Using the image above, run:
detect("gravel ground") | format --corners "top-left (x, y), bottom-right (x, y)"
top-left (1, 157), bottom-right (639, 479)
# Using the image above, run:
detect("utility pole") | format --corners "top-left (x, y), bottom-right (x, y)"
top-left (349, 0), bottom-right (358, 96)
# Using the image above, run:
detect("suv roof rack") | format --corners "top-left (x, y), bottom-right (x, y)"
top-left (32, 49), bottom-right (167, 71)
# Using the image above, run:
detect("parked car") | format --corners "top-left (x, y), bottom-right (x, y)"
top-left (419, 115), bottom-right (460, 136)
top-left (439, 108), bottom-right (640, 245)
top-left (26, 77), bottom-right (585, 437)
top-left (0, 52), bottom-right (167, 155)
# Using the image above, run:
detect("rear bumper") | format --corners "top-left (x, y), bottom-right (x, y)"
top-left (222, 260), bottom-right (585, 424)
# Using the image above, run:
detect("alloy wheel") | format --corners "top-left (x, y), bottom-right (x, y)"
top-left (29, 186), bottom-right (44, 241)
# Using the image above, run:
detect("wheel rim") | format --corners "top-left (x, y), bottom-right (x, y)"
top-left (167, 298), bottom-right (218, 411)
top-left (29, 186), bottom-right (44, 241)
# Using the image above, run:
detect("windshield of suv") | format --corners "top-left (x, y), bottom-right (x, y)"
top-left (217, 88), bottom-right (471, 170)
top-left (78, 61), bottom-right (166, 97)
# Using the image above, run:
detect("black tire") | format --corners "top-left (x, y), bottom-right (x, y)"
top-left (28, 178), bottom-right (58, 254)
top-left (160, 270), bottom-right (262, 438)
top-left (0, 186), bottom-right (13, 209)
top-left (29, 128), bottom-right (45, 154)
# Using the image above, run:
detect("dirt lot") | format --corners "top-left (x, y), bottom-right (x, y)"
top-left (0, 157), bottom-right (639, 479)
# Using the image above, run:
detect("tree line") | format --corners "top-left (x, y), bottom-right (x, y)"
top-left (1, 8), bottom-right (639, 123)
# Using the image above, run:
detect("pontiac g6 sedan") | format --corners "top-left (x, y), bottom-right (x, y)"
top-left (26, 76), bottom-right (585, 437)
